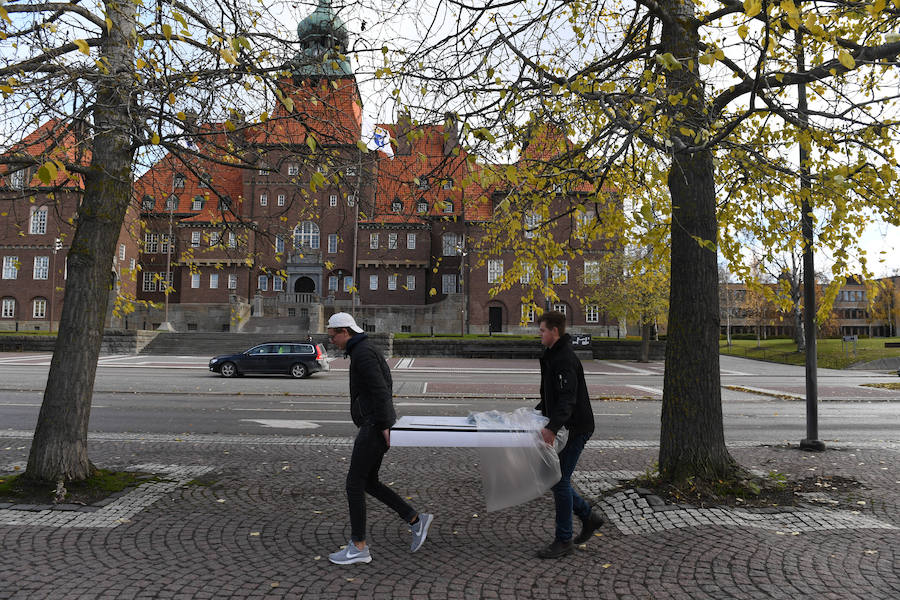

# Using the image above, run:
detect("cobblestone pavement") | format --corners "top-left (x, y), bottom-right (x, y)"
top-left (1, 432), bottom-right (898, 599)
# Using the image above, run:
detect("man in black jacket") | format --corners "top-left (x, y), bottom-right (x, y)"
top-left (325, 312), bottom-right (433, 565)
top-left (535, 310), bottom-right (604, 558)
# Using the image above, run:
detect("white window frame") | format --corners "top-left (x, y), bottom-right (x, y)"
top-left (442, 233), bottom-right (459, 256)
top-left (259, 193), bottom-right (267, 206)
top-left (343, 276), bottom-right (353, 292)
top-left (9, 169), bottom-right (26, 190)
top-left (158, 272), bottom-right (172, 292)
top-left (442, 273), bottom-right (457, 294)
top-left (442, 200), bottom-right (454, 213)
top-left (584, 260), bottom-right (600, 285)
top-left (519, 263), bottom-right (533, 284)
top-left (522, 303), bottom-right (536, 323)
top-left (227, 232), bottom-right (236, 248)
top-left (258, 275), bottom-right (268, 291)
top-left (210, 273), bottom-right (219, 289)
top-left (277, 194), bottom-right (286, 206)
top-left (347, 194), bottom-right (356, 207)
top-left (191, 273), bottom-right (201, 289)
top-left (328, 275), bottom-right (338, 291)
top-left (406, 274), bottom-right (416, 290)
top-left (329, 194), bottom-right (338, 207)
top-left (388, 274), bottom-right (398, 290)
top-left (227, 274), bottom-right (238, 290)
top-left (487, 259), bottom-right (503, 284)
top-left (191, 231), bottom-right (201, 248)
top-left (524, 210), bottom-right (539, 239)
top-left (273, 277), bottom-right (284, 292)
top-left (417, 201), bottom-right (428, 213)
top-left (32, 298), bottom-right (47, 319)
top-left (144, 233), bottom-right (159, 253)
top-left (1, 298), bottom-right (14, 318)
top-left (129, 258), bottom-right (135, 270)
top-left (328, 234), bottom-right (338, 254)
top-left (388, 233), bottom-right (398, 249)
top-left (293, 222), bottom-right (320, 249)
top-left (275, 235), bottom-right (285, 253)
top-left (407, 233), bottom-right (416, 249)
top-left (160, 233), bottom-right (172, 255)
top-left (287, 163), bottom-right (300, 176)
top-left (173, 174), bottom-right (185, 189)
top-left (552, 303), bottom-right (567, 315)
top-left (552, 261), bottom-right (568, 284)
top-left (369, 274), bottom-right (378, 290)
top-left (2, 256), bottom-right (18, 280)
top-left (192, 197), bottom-right (203, 211)
top-left (142, 271), bottom-right (155, 292)
top-left (119, 244), bottom-right (126, 261)
top-left (586, 304), bottom-right (600, 323)
top-left (30, 206), bottom-right (47, 235)
top-left (370, 233), bottom-right (379, 249)
top-left (33, 256), bottom-right (49, 280)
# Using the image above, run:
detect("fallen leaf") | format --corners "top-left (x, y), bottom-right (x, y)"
top-left (250, 532), bottom-right (260, 537)
top-left (602, 563), bottom-right (612, 568)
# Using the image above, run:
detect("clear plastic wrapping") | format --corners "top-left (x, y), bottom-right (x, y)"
top-left (471, 408), bottom-right (565, 512)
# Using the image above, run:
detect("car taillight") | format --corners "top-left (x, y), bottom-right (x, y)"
top-left (315, 344), bottom-right (324, 360)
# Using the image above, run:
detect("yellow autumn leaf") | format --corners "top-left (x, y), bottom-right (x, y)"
top-left (220, 49), bottom-right (238, 65)
top-left (738, 25), bottom-right (749, 40)
top-left (151, 132), bottom-right (160, 145)
top-left (74, 39), bottom-right (90, 55)
top-left (699, 53), bottom-right (715, 66)
top-left (743, 0), bottom-right (762, 17)
top-left (838, 50), bottom-right (855, 69)
top-left (37, 162), bottom-right (57, 184)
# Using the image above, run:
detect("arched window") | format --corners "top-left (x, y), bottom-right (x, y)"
top-left (293, 221), bottom-right (320, 249)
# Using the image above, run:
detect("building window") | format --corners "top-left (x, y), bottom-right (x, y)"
top-left (328, 275), bottom-right (338, 291)
top-left (552, 261), bottom-right (568, 284)
top-left (407, 233), bottom-right (416, 249)
top-left (198, 173), bottom-right (211, 188)
top-left (442, 200), bottom-right (454, 213)
top-left (275, 234), bottom-right (285, 253)
top-left (258, 162), bottom-right (269, 175)
top-left (417, 201), bottom-right (428, 213)
top-left (191, 273), bottom-right (201, 288)
top-left (33, 256), bottom-right (49, 280)
top-left (142, 271), bottom-right (155, 292)
top-left (287, 163), bottom-right (300, 176)
top-left (442, 232), bottom-right (460, 256)
top-left (192, 196), bottom-right (204, 211)
top-left (370, 233), bottom-right (379, 249)
top-left (442, 274), bottom-right (457, 294)
top-left (173, 173), bottom-right (185, 189)
top-left (159, 272), bottom-right (172, 292)
top-left (347, 194), bottom-right (356, 207)
top-left (210, 273), bottom-right (219, 289)
top-left (219, 197), bottom-right (232, 212)
top-left (160, 233), bottom-right (172, 255)
top-left (228, 274), bottom-right (237, 289)
top-left (406, 274), bottom-right (415, 290)
top-left (416, 177), bottom-right (429, 190)
top-left (293, 222), bottom-right (320, 249)
top-left (259, 193), bottom-right (267, 206)
top-left (388, 233), bottom-right (398, 249)
top-left (2, 256), bottom-right (18, 279)
top-left (30, 207), bottom-right (47, 234)
top-left (9, 169), bottom-right (27, 190)
top-left (343, 276), bottom-right (353, 292)
top-left (346, 166), bottom-right (358, 176)
top-left (191, 231), bottom-right (201, 248)
top-left (258, 275), bottom-right (268, 291)
top-left (524, 210), bottom-right (539, 239)
top-left (119, 244), bottom-right (126, 261)
top-left (32, 298), bottom-right (47, 319)
top-left (584, 261), bottom-right (600, 285)
top-left (522, 303), bottom-right (535, 323)
top-left (369, 274), bottom-right (378, 290)
top-left (227, 232), bottom-right (237, 248)
top-left (129, 258), bottom-right (135, 270)
top-left (552, 302), bottom-right (567, 315)
top-left (392, 200), bottom-right (403, 213)
top-left (144, 233), bottom-right (159, 254)
top-left (277, 194), bottom-right (286, 206)
top-left (165, 195), bottom-right (177, 211)
top-left (388, 274), bottom-right (398, 290)
top-left (329, 194), bottom-right (338, 207)
top-left (488, 259), bottom-right (503, 284)
top-left (209, 231), bottom-right (220, 247)
top-left (328, 234), bottom-right (338, 253)
top-left (442, 178), bottom-right (453, 190)
top-left (1, 298), bottom-right (14, 318)
top-left (519, 263), bottom-right (533, 284)
top-left (586, 304), bottom-right (600, 323)
top-left (273, 277), bottom-right (284, 292)
top-left (142, 196), bottom-right (155, 211)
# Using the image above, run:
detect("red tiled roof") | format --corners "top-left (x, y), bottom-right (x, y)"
top-left (1, 119), bottom-right (89, 188)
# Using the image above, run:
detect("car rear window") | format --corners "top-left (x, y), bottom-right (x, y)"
top-left (292, 344), bottom-right (314, 354)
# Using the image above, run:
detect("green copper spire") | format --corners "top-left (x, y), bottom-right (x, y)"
top-left (293, 0), bottom-right (352, 79)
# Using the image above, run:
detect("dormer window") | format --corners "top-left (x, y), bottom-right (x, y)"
top-left (258, 162), bottom-right (269, 176)
top-left (142, 195), bottom-right (155, 211)
top-left (346, 166), bottom-right (358, 176)
top-left (391, 200), bottom-right (403, 213)
top-left (165, 195), bottom-right (178, 211)
top-left (442, 199), bottom-right (454, 213)
top-left (219, 196), bottom-right (232, 212)
top-left (287, 163), bottom-right (300, 176)
top-left (198, 173), bottom-right (211, 188)
top-left (417, 201), bottom-right (428, 213)
top-left (442, 178), bottom-right (453, 190)
top-left (191, 196), bottom-right (204, 211)
top-left (9, 169), bottom-right (27, 190)
top-left (347, 194), bottom-right (356, 207)
top-left (416, 177), bottom-right (429, 190)
top-left (173, 173), bottom-right (185, 189)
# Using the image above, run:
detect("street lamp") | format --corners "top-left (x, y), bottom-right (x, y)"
top-left (158, 198), bottom-right (175, 331)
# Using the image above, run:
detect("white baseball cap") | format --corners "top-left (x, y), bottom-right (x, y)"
top-left (326, 312), bottom-right (363, 333)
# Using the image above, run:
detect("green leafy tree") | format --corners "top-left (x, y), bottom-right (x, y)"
top-left (375, 0), bottom-right (900, 482)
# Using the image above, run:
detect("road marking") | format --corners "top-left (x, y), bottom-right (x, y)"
top-left (240, 419), bottom-right (354, 429)
top-left (231, 407), bottom-right (346, 413)
top-left (609, 363), bottom-right (654, 375)
top-left (395, 358), bottom-right (415, 369)
top-left (396, 402), bottom-right (472, 407)
top-left (629, 385), bottom-right (663, 396)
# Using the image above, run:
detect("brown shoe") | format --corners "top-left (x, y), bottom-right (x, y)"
top-left (537, 539), bottom-right (574, 559)
top-left (573, 510), bottom-right (604, 544)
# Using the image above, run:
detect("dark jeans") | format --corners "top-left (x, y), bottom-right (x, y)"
top-left (346, 425), bottom-right (417, 543)
top-left (551, 431), bottom-right (592, 542)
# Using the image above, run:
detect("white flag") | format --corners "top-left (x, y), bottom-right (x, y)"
top-left (362, 116), bottom-right (394, 159)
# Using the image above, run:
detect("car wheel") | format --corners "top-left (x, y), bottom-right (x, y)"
top-left (290, 362), bottom-right (308, 379)
top-left (220, 362), bottom-right (238, 378)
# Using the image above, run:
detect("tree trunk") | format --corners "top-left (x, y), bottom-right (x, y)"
top-left (639, 319), bottom-right (652, 362)
top-left (25, 1), bottom-right (136, 483)
top-left (658, 0), bottom-right (738, 482)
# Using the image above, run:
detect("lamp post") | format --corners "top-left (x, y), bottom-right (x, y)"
top-left (158, 199), bottom-right (175, 331)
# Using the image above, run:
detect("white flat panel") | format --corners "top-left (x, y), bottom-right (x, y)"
top-left (390, 415), bottom-right (540, 447)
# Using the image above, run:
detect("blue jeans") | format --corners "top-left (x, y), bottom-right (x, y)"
top-left (551, 432), bottom-right (592, 542)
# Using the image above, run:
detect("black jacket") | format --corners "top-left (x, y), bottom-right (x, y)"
top-left (346, 333), bottom-right (396, 430)
top-left (536, 333), bottom-right (594, 435)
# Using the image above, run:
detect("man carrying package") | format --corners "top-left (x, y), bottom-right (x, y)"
top-left (326, 312), bottom-right (434, 565)
top-left (535, 310), bottom-right (604, 558)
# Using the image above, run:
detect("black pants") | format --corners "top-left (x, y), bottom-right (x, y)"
top-left (347, 425), bottom-right (416, 543)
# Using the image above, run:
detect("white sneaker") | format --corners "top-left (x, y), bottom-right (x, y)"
top-left (328, 541), bottom-right (372, 565)
top-left (409, 513), bottom-right (433, 553)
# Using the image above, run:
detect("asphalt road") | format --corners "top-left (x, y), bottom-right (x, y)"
top-left (0, 353), bottom-right (897, 443)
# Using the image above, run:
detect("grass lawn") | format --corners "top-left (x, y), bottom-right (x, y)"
top-left (719, 337), bottom-right (900, 369)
